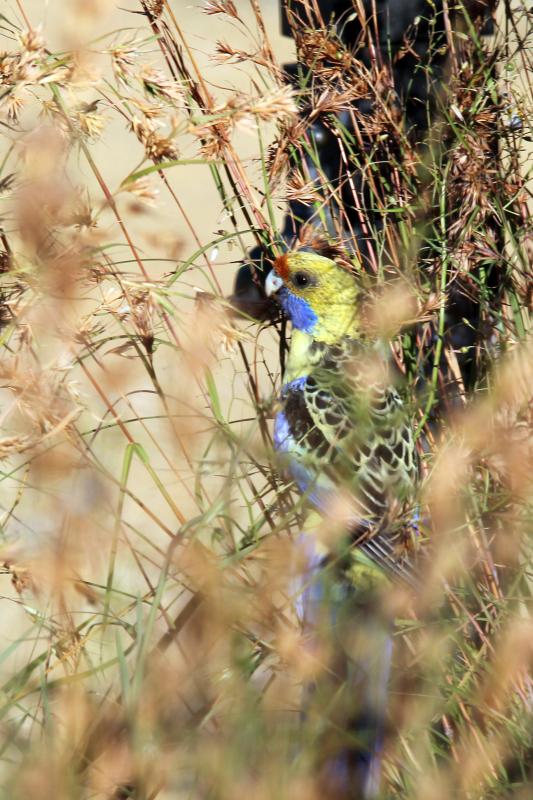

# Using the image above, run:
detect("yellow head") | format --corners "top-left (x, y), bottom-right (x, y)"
top-left (265, 251), bottom-right (359, 344)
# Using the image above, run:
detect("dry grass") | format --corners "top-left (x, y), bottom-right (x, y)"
top-left (0, 0), bottom-right (531, 798)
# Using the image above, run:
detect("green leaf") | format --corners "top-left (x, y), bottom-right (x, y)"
top-left (205, 368), bottom-right (224, 424)
top-left (121, 158), bottom-right (217, 186)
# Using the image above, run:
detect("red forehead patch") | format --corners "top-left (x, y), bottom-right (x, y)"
top-left (274, 254), bottom-right (289, 281)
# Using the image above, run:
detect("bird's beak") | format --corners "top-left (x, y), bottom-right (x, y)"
top-left (265, 270), bottom-right (284, 297)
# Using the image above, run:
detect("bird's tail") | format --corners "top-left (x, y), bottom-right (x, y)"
top-left (295, 537), bottom-right (393, 799)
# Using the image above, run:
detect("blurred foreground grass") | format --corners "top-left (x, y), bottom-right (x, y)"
top-left (0, 1), bottom-right (532, 798)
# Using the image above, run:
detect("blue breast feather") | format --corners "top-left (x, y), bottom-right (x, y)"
top-left (273, 376), bottom-right (307, 454)
top-left (273, 376), bottom-right (332, 510)
top-left (278, 287), bottom-right (318, 334)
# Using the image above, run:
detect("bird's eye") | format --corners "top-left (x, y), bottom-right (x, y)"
top-left (293, 271), bottom-right (311, 288)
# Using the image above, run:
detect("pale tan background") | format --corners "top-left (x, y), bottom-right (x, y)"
top-left (0, 1), bottom-right (295, 687)
top-left (14, 0), bottom-right (295, 294)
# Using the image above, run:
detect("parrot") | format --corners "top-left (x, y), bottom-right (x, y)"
top-left (265, 250), bottom-right (419, 577)
top-left (264, 250), bottom-right (420, 799)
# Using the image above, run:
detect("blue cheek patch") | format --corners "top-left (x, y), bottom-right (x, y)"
top-left (279, 288), bottom-right (318, 334)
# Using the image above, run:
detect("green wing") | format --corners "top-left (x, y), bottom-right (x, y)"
top-left (279, 338), bottom-right (420, 583)
top-left (303, 345), bottom-right (418, 518)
